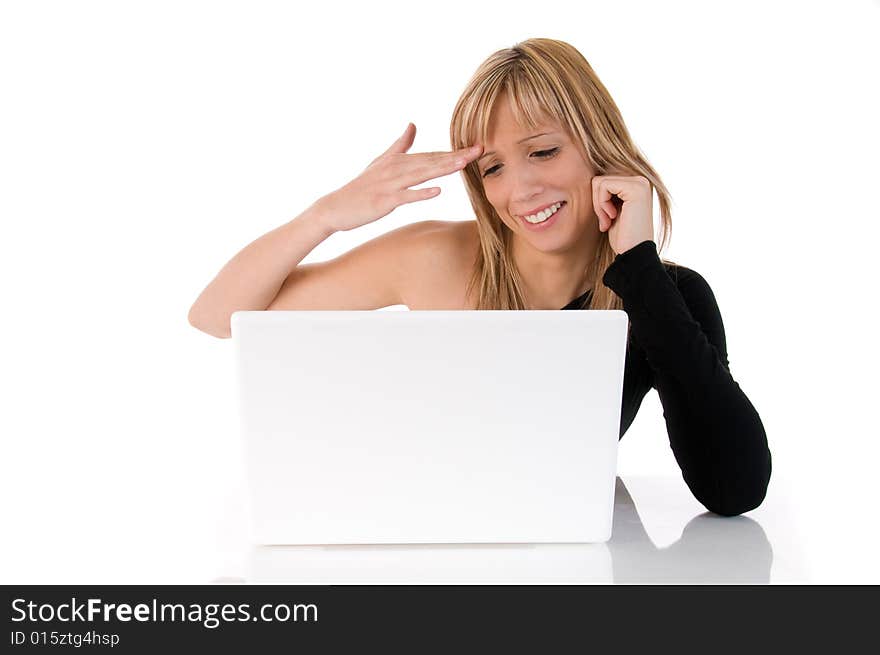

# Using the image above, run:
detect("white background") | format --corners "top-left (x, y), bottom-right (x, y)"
top-left (1, 0), bottom-right (878, 583)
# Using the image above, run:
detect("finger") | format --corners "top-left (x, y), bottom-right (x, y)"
top-left (596, 180), bottom-right (622, 226)
top-left (409, 147), bottom-right (476, 164)
top-left (397, 146), bottom-right (482, 188)
top-left (383, 123), bottom-right (417, 157)
top-left (592, 176), bottom-right (610, 231)
top-left (602, 196), bottom-right (618, 220)
top-left (411, 146), bottom-right (482, 167)
top-left (398, 186), bottom-right (442, 205)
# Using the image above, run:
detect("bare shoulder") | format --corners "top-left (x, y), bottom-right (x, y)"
top-left (401, 220), bottom-right (480, 310)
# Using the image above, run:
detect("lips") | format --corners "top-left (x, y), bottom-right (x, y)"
top-left (517, 200), bottom-right (565, 219)
top-left (518, 201), bottom-right (565, 230)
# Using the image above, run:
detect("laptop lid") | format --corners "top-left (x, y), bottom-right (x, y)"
top-left (231, 309), bottom-right (628, 545)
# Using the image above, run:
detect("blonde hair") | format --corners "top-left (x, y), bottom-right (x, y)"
top-left (449, 38), bottom-right (676, 311)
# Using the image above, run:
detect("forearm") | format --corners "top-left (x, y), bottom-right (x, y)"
top-left (187, 199), bottom-right (337, 338)
top-left (603, 241), bottom-right (772, 515)
top-left (654, 369), bottom-right (772, 516)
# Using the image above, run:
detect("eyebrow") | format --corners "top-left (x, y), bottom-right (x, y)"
top-left (477, 132), bottom-right (557, 162)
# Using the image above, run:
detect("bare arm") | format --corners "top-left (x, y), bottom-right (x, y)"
top-left (187, 123), bottom-right (483, 339)
top-left (187, 199), bottom-right (336, 338)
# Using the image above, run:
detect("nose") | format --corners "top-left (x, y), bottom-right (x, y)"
top-left (508, 163), bottom-right (547, 209)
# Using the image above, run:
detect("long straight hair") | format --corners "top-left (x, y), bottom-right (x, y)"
top-left (449, 38), bottom-right (676, 311)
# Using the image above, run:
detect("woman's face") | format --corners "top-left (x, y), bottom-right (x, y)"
top-left (475, 95), bottom-right (599, 254)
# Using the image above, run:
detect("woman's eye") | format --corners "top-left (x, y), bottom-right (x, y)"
top-left (535, 147), bottom-right (560, 159)
top-left (481, 148), bottom-right (559, 178)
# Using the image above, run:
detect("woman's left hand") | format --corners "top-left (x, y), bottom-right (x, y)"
top-left (592, 174), bottom-right (655, 255)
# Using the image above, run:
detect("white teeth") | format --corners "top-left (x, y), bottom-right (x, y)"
top-left (522, 202), bottom-right (563, 224)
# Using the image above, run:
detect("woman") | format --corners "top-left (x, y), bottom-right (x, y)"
top-left (188, 38), bottom-right (771, 517)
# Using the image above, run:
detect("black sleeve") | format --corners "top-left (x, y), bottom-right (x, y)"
top-left (602, 240), bottom-right (772, 516)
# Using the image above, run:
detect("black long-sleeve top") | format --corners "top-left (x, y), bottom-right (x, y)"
top-left (561, 240), bottom-right (772, 516)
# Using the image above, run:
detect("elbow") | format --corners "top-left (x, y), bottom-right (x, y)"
top-left (704, 487), bottom-right (768, 517)
top-left (685, 446), bottom-right (772, 517)
top-left (701, 449), bottom-right (773, 517)
top-left (187, 307), bottom-right (232, 339)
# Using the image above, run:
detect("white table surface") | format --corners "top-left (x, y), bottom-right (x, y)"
top-left (5, 422), bottom-right (870, 586)
top-left (208, 474), bottom-right (803, 585)
top-left (0, 459), bottom-right (855, 585)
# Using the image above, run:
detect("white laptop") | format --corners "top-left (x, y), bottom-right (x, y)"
top-left (231, 309), bottom-right (629, 545)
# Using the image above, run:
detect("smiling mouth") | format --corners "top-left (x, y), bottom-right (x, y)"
top-left (518, 201), bottom-right (566, 224)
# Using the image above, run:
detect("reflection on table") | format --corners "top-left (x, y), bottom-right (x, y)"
top-left (235, 478), bottom-right (772, 584)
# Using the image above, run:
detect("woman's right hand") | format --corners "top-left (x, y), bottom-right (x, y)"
top-left (316, 123), bottom-right (483, 233)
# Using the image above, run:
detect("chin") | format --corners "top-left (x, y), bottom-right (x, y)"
top-left (515, 212), bottom-right (589, 251)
